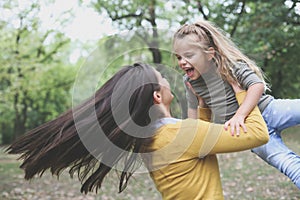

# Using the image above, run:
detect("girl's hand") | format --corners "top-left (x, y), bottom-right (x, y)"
top-left (224, 114), bottom-right (247, 136)
top-left (224, 81), bottom-right (247, 136)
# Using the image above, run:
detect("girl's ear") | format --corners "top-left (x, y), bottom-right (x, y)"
top-left (153, 91), bottom-right (161, 104)
top-left (207, 47), bottom-right (215, 61)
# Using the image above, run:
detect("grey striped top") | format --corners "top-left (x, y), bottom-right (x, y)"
top-left (184, 62), bottom-right (273, 123)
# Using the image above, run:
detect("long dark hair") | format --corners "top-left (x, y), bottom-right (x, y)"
top-left (6, 63), bottom-right (161, 193)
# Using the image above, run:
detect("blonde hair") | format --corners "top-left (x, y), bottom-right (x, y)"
top-left (173, 20), bottom-right (269, 89)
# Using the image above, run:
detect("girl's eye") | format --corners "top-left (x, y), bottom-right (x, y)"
top-left (175, 55), bottom-right (181, 60)
top-left (185, 54), bottom-right (193, 59)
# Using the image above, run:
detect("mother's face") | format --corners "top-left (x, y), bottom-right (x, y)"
top-left (154, 69), bottom-right (174, 106)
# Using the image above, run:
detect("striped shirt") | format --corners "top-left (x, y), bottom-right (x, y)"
top-left (184, 62), bottom-right (273, 123)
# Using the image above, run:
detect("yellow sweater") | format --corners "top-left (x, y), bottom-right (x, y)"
top-left (143, 92), bottom-right (269, 200)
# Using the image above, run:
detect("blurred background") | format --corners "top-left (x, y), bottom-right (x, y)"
top-left (0, 0), bottom-right (299, 199)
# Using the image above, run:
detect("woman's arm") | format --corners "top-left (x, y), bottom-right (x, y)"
top-left (181, 91), bottom-right (269, 157)
top-left (208, 90), bottom-right (269, 154)
top-left (197, 107), bottom-right (211, 122)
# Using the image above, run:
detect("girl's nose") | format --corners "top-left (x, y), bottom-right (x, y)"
top-left (178, 57), bottom-right (187, 67)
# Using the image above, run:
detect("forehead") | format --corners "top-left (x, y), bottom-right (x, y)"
top-left (173, 34), bottom-right (200, 53)
top-left (154, 69), bottom-right (162, 79)
top-left (154, 69), bottom-right (165, 83)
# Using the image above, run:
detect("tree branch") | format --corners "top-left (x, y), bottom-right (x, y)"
top-left (230, 0), bottom-right (246, 37)
top-left (197, 1), bottom-right (208, 20)
top-left (110, 12), bottom-right (143, 21)
top-left (39, 39), bottom-right (69, 63)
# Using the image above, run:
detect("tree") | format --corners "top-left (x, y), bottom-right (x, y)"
top-left (0, 0), bottom-right (75, 143)
top-left (90, 0), bottom-right (299, 98)
top-left (206, 0), bottom-right (300, 98)
top-left (91, 0), bottom-right (183, 64)
top-left (238, 0), bottom-right (300, 98)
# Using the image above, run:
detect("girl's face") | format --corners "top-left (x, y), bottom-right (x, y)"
top-left (173, 34), bottom-right (212, 80)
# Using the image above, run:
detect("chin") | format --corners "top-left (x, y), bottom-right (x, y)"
top-left (191, 73), bottom-right (201, 80)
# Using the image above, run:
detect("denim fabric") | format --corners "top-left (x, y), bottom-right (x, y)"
top-left (251, 99), bottom-right (300, 189)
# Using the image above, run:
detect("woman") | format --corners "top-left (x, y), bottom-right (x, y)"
top-left (7, 63), bottom-right (269, 199)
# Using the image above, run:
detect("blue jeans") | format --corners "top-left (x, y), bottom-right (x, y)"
top-left (252, 98), bottom-right (300, 189)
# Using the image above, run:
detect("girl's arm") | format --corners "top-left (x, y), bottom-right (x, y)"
top-left (224, 82), bottom-right (265, 136)
top-left (184, 79), bottom-right (209, 120)
top-left (188, 108), bottom-right (198, 119)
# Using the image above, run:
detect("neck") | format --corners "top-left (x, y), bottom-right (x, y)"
top-left (160, 105), bottom-right (172, 118)
top-left (152, 104), bottom-right (172, 119)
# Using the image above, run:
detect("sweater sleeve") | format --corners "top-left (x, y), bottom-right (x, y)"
top-left (197, 107), bottom-right (211, 122)
top-left (182, 91), bottom-right (269, 157)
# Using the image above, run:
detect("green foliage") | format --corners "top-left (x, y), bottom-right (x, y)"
top-left (233, 1), bottom-right (300, 98)
top-left (92, 0), bottom-right (300, 98)
top-left (24, 64), bottom-right (76, 129)
top-left (0, 0), bottom-right (74, 144)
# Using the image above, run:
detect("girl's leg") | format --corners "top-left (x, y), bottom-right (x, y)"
top-left (263, 99), bottom-right (300, 131)
top-left (252, 133), bottom-right (300, 188)
top-left (252, 99), bottom-right (300, 189)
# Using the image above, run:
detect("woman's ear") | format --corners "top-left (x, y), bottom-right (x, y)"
top-left (207, 47), bottom-right (215, 61)
top-left (153, 91), bottom-right (161, 104)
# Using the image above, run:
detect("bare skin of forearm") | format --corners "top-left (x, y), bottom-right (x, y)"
top-left (188, 96), bottom-right (207, 119)
top-left (188, 108), bottom-right (197, 119)
top-left (235, 83), bottom-right (265, 118)
top-left (225, 82), bottom-right (265, 136)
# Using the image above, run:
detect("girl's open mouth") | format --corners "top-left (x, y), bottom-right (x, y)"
top-left (186, 67), bottom-right (194, 78)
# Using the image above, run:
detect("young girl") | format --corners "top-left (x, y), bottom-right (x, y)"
top-left (7, 63), bottom-right (269, 199)
top-left (173, 19), bottom-right (300, 189)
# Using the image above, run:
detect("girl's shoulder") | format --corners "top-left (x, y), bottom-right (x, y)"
top-left (233, 61), bottom-right (249, 70)
top-left (232, 61), bottom-right (252, 75)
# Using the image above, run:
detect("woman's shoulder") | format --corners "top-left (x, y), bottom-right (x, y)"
top-left (157, 118), bottom-right (209, 131)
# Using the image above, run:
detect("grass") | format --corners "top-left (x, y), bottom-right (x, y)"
top-left (0, 126), bottom-right (299, 200)
top-left (219, 126), bottom-right (300, 200)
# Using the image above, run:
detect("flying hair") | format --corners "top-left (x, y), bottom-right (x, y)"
top-left (6, 63), bottom-right (162, 194)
